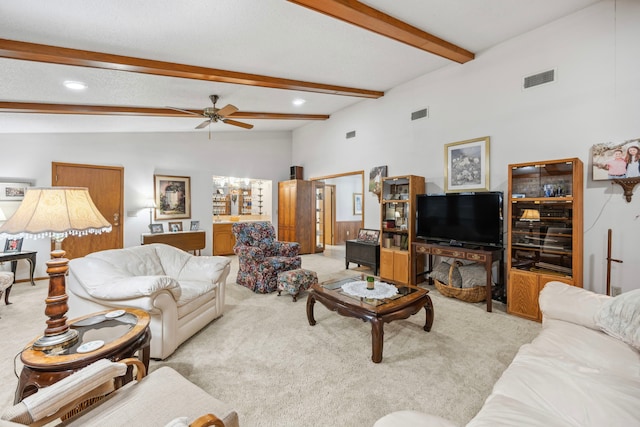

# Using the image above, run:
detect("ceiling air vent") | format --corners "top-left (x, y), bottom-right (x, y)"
top-left (523, 69), bottom-right (555, 89)
top-left (346, 130), bottom-right (356, 139)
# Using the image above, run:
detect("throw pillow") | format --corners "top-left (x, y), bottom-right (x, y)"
top-left (457, 263), bottom-right (489, 289)
top-left (427, 261), bottom-right (462, 287)
top-left (164, 417), bottom-right (189, 427)
top-left (594, 289), bottom-right (640, 350)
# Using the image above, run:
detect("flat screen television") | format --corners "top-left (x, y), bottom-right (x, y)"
top-left (416, 192), bottom-right (503, 248)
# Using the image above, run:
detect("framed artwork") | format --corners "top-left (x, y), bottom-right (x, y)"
top-left (444, 136), bottom-right (490, 193)
top-left (190, 220), bottom-right (200, 231)
top-left (369, 165), bottom-right (387, 198)
top-left (353, 193), bottom-right (363, 215)
top-left (149, 223), bottom-right (164, 234)
top-left (591, 138), bottom-right (640, 180)
top-left (154, 175), bottom-right (191, 220)
top-left (0, 182), bottom-right (31, 201)
top-left (356, 229), bottom-right (380, 244)
top-left (4, 237), bottom-right (23, 253)
top-left (168, 221), bottom-right (183, 232)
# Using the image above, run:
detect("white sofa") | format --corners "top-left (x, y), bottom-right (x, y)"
top-left (375, 281), bottom-right (640, 426)
top-left (67, 243), bottom-right (231, 360)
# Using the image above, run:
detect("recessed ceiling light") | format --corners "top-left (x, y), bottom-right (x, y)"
top-left (292, 98), bottom-right (306, 106)
top-left (63, 80), bottom-right (88, 90)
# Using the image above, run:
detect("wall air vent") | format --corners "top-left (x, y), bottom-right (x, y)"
top-left (523, 69), bottom-right (555, 89)
top-left (346, 130), bottom-right (356, 139)
top-left (411, 108), bottom-right (429, 121)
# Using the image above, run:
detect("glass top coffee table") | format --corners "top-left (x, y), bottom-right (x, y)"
top-left (306, 274), bottom-right (433, 363)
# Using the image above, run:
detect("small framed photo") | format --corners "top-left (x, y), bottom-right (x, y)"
top-left (190, 220), bottom-right (200, 231)
top-left (4, 237), bottom-right (23, 253)
top-left (353, 193), bottom-right (363, 215)
top-left (0, 182), bottom-right (31, 201)
top-left (149, 223), bottom-right (164, 234)
top-left (444, 136), bottom-right (490, 193)
top-left (169, 221), bottom-right (183, 232)
top-left (356, 229), bottom-right (380, 244)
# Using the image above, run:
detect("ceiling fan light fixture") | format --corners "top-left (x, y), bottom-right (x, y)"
top-left (292, 98), bottom-right (306, 106)
top-left (63, 80), bottom-right (88, 90)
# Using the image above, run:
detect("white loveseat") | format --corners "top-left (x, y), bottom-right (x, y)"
top-left (67, 243), bottom-right (231, 359)
top-left (375, 281), bottom-right (640, 426)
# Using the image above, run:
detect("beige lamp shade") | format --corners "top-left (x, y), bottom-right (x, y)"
top-left (0, 207), bottom-right (6, 222)
top-left (520, 209), bottom-right (541, 221)
top-left (0, 187), bottom-right (112, 239)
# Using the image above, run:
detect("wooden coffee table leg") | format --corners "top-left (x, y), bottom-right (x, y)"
top-left (306, 293), bottom-right (317, 326)
top-left (371, 318), bottom-right (384, 363)
top-left (423, 295), bottom-right (434, 332)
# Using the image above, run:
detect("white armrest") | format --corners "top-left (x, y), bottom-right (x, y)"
top-left (89, 275), bottom-right (181, 301)
top-left (539, 281), bottom-right (610, 330)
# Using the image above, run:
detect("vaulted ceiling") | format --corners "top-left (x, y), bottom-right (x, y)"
top-left (0, 0), bottom-right (600, 134)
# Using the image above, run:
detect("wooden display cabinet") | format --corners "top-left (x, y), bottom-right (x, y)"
top-left (379, 175), bottom-right (425, 285)
top-left (278, 179), bottom-right (316, 254)
top-left (507, 158), bottom-right (583, 321)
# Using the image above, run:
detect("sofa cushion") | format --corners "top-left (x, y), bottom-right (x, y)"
top-left (594, 289), bottom-right (640, 350)
top-left (540, 281), bottom-right (609, 330)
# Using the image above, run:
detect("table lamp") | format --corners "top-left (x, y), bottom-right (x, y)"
top-left (0, 207), bottom-right (6, 222)
top-left (520, 209), bottom-right (541, 232)
top-left (0, 187), bottom-right (112, 350)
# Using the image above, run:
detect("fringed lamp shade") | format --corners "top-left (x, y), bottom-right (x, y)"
top-left (0, 187), bottom-right (112, 350)
top-left (0, 187), bottom-right (112, 241)
top-left (519, 209), bottom-right (541, 222)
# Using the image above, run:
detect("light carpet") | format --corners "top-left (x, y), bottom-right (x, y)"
top-left (0, 250), bottom-right (540, 426)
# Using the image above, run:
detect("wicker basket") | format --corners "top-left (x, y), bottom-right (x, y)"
top-left (433, 261), bottom-right (486, 303)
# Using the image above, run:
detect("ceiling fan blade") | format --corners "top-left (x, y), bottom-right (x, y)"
top-left (195, 119), bottom-right (211, 129)
top-left (216, 104), bottom-right (239, 118)
top-left (166, 106), bottom-right (204, 117)
top-left (223, 119), bottom-right (254, 129)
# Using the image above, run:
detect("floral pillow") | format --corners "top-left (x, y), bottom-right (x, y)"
top-left (594, 289), bottom-right (640, 350)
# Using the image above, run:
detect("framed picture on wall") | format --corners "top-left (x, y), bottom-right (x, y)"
top-left (353, 193), bottom-right (363, 215)
top-left (154, 175), bottom-right (191, 220)
top-left (0, 182), bottom-right (31, 201)
top-left (444, 136), bottom-right (490, 193)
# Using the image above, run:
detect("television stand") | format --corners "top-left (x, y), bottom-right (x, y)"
top-left (411, 242), bottom-right (504, 312)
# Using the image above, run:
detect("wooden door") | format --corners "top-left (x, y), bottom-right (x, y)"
top-left (52, 162), bottom-right (124, 259)
top-left (324, 185), bottom-right (335, 245)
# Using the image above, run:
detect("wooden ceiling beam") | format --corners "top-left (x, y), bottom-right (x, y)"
top-left (0, 102), bottom-right (330, 120)
top-left (0, 38), bottom-right (383, 99)
top-left (288, 0), bottom-right (474, 64)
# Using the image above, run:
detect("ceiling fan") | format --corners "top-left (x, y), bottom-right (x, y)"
top-left (168, 95), bottom-right (254, 135)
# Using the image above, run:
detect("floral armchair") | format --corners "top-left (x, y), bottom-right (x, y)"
top-left (232, 221), bottom-right (301, 293)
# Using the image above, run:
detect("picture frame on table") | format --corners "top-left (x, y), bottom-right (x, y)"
top-left (356, 229), bottom-right (380, 244)
top-left (154, 174), bottom-right (191, 220)
top-left (0, 182), bottom-right (31, 201)
top-left (444, 136), bottom-right (490, 193)
top-left (353, 193), bottom-right (363, 215)
top-left (168, 221), bottom-right (183, 232)
top-left (3, 237), bottom-right (23, 253)
top-left (190, 220), bottom-right (200, 231)
top-left (149, 223), bottom-right (164, 234)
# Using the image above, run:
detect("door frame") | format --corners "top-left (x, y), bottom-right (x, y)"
top-left (310, 170), bottom-right (365, 242)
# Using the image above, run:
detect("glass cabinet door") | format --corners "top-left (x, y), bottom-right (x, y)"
top-left (314, 182), bottom-right (325, 252)
top-left (509, 160), bottom-right (576, 278)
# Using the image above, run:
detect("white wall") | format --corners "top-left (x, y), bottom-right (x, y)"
top-left (0, 130), bottom-right (292, 277)
top-left (292, 0), bottom-right (640, 294)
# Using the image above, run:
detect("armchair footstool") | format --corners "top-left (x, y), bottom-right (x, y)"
top-left (277, 269), bottom-right (317, 302)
